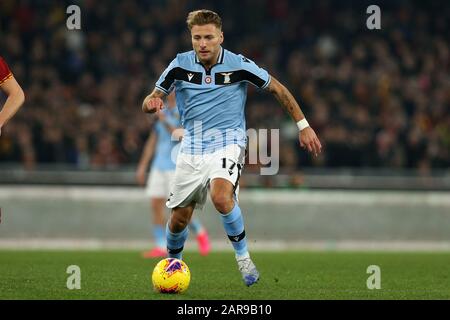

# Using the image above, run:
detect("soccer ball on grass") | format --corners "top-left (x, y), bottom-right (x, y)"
top-left (152, 258), bottom-right (191, 293)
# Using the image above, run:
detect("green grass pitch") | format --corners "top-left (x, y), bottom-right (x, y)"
top-left (1, 250), bottom-right (449, 299)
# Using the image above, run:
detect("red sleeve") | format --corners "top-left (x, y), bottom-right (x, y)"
top-left (0, 56), bottom-right (13, 85)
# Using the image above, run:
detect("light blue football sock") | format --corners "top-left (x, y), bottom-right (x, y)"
top-left (220, 202), bottom-right (248, 257)
top-left (166, 222), bottom-right (189, 260)
top-left (188, 217), bottom-right (204, 235)
top-left (153, 224), bottom-right (166, 248)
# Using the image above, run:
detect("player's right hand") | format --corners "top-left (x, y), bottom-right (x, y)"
top-left (299, 127), bottom-right (322, 157)
top-left (145, 97), bottom-right (164, 113)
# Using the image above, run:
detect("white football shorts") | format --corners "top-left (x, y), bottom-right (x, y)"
top-left (145, 169), bottom-right (175, 198)
top-left (166, 144), bottom-right (245, 210)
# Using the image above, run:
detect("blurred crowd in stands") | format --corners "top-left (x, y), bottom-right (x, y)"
top-left (0, 0), bottom-right (448, 174)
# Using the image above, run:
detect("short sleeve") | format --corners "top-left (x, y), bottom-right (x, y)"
top-left (239, 55), bottom-right (271, 89)
top-left (155, 57), bottom-right (179, 94)
top-left (0, 56), bottom-right (13, 85)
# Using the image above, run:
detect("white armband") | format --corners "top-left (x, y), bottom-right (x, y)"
top-left (296, 118), bottom-right (310, 131)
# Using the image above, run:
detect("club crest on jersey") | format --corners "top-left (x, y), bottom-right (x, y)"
top-left (221, 72), bottom-right (233, 84)
top-left (204, 76), bottom-right (212, 84)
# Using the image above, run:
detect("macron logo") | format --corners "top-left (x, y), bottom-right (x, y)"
top-left (187, 73), bottom-right (194, 81)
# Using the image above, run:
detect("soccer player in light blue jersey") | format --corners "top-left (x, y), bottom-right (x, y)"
top-left (136, 92), bottom-right (211, 258)
top-left (142, 10), bottom-right (322, 286)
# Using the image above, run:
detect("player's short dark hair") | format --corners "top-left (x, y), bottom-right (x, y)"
top-left (186, 9), bottom-right (222, 31)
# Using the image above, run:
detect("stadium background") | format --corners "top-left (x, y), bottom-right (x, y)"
top-left (0, 0), bottom-right (449, 299)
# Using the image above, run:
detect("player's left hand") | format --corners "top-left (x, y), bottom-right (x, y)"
top-left (299, 127), bottom-right (322, 157)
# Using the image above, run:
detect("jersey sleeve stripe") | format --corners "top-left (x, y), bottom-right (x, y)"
top-left (158, 68), bottom-right (177, 92)
top-left (0, 72), bottom-right (12, 86)
top-left (240, 70), bottom-right (267, 88)
top-left (261, 75), bottom-right (271, 90)
top-left (155, 84), bottom-right (170, 95)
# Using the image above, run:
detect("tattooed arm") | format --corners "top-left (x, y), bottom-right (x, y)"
top-left (266, 76), bottom-right (322, 156)
top-left (142, 88), bottom-right (167, 113)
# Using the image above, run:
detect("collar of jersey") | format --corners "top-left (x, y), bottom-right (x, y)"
top-left (194, 46), bottom-right (225, 66)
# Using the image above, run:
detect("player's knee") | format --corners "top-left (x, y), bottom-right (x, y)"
top-left (169, 212), bottom-right (189, 233)
top-left (169, 218), bottom-right (188, 233)
top-left (211, 192), bottom-right (233, 214)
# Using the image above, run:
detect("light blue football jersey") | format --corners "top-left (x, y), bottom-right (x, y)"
top-left (155, 47), bottom-right (271, 154)
top-left (151, 106), bottom-right (181, 171)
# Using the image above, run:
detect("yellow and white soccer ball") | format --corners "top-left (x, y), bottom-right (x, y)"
top-left (152, 258), bottom-right (191, 294)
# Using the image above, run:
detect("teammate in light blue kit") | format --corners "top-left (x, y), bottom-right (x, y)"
top-left (136, 92), bottom-right (211, 258)
top-left (142, 10), bottom-right (322, 286)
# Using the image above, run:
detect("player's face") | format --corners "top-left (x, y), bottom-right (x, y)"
top-left (191, 24), bottom-right (223, 66)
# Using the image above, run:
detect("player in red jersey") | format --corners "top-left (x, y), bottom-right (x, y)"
top-left (0, 56), bottom-right (25, 136)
